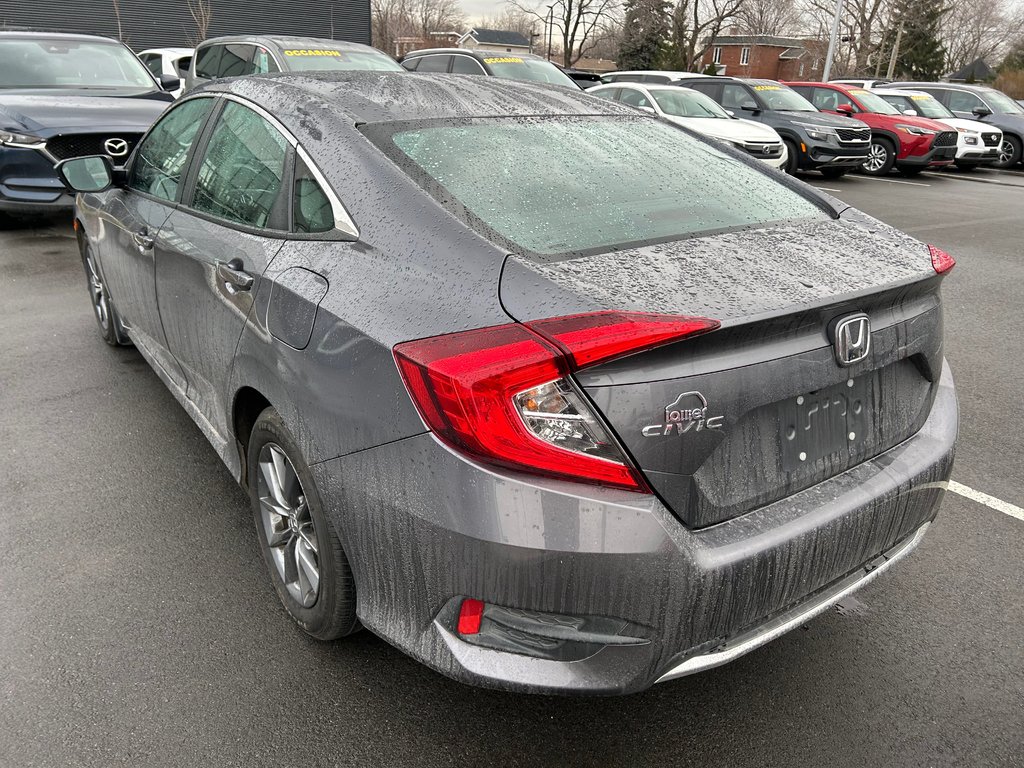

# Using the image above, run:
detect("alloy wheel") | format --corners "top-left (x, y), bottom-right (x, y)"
top-left (863, 143), bottom-right (887, 173)
top-left (85, 254), bottom-right (110, 331)
top-left (998, 138), bottom-right (1017, 165)
top-left (257, 442), bottom-right (320, 608)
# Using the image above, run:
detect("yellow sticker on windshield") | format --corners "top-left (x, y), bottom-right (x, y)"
top-left (284, 49), bottom-right (344, 57)
top-left (753, 85), bottom-right (781, 91)
top-left (850, 89), bottom-right (870, 96)
top-left (911, 94), bottom-right (931, 101)
top-left (483, 57), bottom-right (524, 64)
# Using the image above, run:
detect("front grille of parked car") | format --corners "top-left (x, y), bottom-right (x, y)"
top-left (982, 132), bottom-right (1001, 147)
top-left (46, 133), bottom-right (144, 161)
top-left (742, 141), bottom-right (783, 159)
top-left (933, 131), bottom-right (958, 148)
top-left (835, 127), bottom-right (870, 144)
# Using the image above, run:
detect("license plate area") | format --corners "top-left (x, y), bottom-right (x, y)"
top-left (781, 376), bottom-right (869, 472)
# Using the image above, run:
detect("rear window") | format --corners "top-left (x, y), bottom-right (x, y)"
top-left (371, 116), bottom-right (827, 256)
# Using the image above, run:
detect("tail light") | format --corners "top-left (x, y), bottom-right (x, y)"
top-left (928, 244), bottom-right (955, 274)
top-left (394, 312), bottom-right (719, 491)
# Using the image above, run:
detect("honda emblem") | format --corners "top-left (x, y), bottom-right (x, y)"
top-left (832, 313), bottom-right (871, 367)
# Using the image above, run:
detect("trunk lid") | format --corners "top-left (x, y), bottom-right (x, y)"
top-left (500, 216), bottom-right (945, 528)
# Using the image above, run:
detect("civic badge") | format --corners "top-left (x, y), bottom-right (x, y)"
top-left (642, 391), bottom-right (723, 437)
top-left (831, 313), bottom-right (870, 367)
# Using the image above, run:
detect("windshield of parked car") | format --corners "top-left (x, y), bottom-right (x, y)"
top-left (752, 83), bottom-right (817, 112)
top-left (848, 89), bottom-right (901, 115)
top-left (481, 56), bottom-right (578, 87)
top-left (376, 116), bottom-right (827, 256)
top-left (0, 39), bottom-right (155, 89)
top-left (884, 93), bottom-right (953, 119)
top-left (281, 47), bottom-right (403, 72)
top-left (981, 89), bottom-right (1024, 114)
top-left (651, 88), bottom-right (730, 118)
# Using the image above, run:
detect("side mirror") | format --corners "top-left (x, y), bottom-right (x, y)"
top-left (836, 103), bottom-right (855, 115)
top-left (159, 73), bottom-right (181, 92)
top-left (972, 106), bottom-right (992, 118)
top-left (56, 156), bottom-right (115, 193)
top-left (740, 102), bottom-right (760, 113)
top-left (903, 109), bottom-right (917, 116)
top-left (637, 104), bottom-right (656, 114)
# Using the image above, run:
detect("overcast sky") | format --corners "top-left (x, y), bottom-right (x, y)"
top-left (463, 0), bottom-right (531, 24)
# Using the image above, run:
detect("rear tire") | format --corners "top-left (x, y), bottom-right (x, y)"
top-left (993, 135), bottom-right (1021, 169)
top-left (782, 139), bottom-right (799, 175)
top-left (248, 407), bottom-right (359, 641)
top-left (861, 137), bottom-right (896, 176)
top-left (81, 246), bottom-right (131, 346)
top-left (819, 167), bottom-right (848, 179)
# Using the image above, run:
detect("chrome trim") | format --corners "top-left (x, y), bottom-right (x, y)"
top-left (217, 93), bottom-right (360, 238)
top-left (656, 522), bottom-right (930, 683)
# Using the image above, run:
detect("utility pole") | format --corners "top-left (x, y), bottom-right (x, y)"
top-left (546, 4), bottom-right (554, 62)
top-left (821, 0), bottom-right (845, 82)
top-left (886, 22), bottom-right (904, 79)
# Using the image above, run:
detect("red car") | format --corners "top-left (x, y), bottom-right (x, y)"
top-left (784, 81), bottom-right (958, 176)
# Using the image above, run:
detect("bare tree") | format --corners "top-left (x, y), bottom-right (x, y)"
top-left (942, 0), bottom-right (1013, 73)
top-left (372, 0), bottom-right (466, 56)
top-left (477, 6), bottom-right (539, 40)
top-left (802, 0), bottom-right (892, 76)
top-left (664, 0), bottom-right (746, 72)
top-left (735, 0), bottom-right (800, 36)
top-left (187, 0), bottom-right (214, 45)
top-left (509, 0), bottom-right (622, 67)
top-left (111, 0), bottom-right (123, 41)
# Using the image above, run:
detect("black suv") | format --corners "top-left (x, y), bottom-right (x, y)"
top-left (0, 31), bottom-right (175, 222)
top-left (674, 76), bottom-right (871, 177)
top-left (400, 49), bottom-right (580, 89)
top-left (878, 81), bottom-right (1024, 168)
top-left (184, 36), bottom-right (403, 92)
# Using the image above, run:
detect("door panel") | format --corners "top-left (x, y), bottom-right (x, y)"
top-left (154, 100), bottom-right (290, 436)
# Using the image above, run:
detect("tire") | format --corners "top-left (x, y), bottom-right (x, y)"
top-left (248, 407), bottom-right (359, 641)
top-left (897, 166), bottom-right (926, 177)
top-left (782, 139), bottom-right (799, 175)
top-left (81, 245), bottom-right (131, 346)
top-left (819, 167), bottom-right (848, 179)
top-left (861, 137), bottom-right (896, 176)
top-left (993, 134), bottom-right (1021, 169)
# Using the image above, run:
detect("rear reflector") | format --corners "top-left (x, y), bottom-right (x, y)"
top-left (394, 312), bottom-right (719, 491)
top-left (928, 244), bottom-right (955, 274)
top-left (457, 598), bottom-right (484, 635)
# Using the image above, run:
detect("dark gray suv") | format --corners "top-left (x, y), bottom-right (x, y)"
top-left (880, 81), bottom-right (1024, 168)
top-left (58, 72), bottom-right (957, 695)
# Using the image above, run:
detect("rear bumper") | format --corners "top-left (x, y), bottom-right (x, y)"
top-left (313, 360), bottom-right (957, 695)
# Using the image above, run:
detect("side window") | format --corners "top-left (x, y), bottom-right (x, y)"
top-left (642, 75), bottom-right (670, 84)
top-left (175, 57), bottom-right (192, 78)
top-left (617, 74), bottom-right (645, 82)
top-left (129, 97), bottom-right (214, 202)
top-left (194, 45), bottom-right (223, 79)
top-left (292, 157), bottom-right (334, 233)
top-left (451, 56), bottom-right (485, 75)
top-left (619, 88), bottom-right (651, 108)
top-left (948, 90), bottom-right (984, 113)
top-left (720, 83), bottom-right (752, 110)
top-left (810, 87), bottom-right (840, 111)
top-left (685, 82), bottom-right (720, 101)
top-left (253, 47), bottom-right (280, 74)
top-left (401, 57), bottom-right (420, 71)
top-left (191, 101), bottom-right (288, 229)
top-left (140, 54), bottom-right (162, 77)
top-left (590, 88), bottom-right (619, 101)
top-left (883, 95), bottom-right (911, 113)
top-left (918, 87), bottom-right (947, 105)
top-left (415, 55), bottom-right (451, 73)
top-left (218, 44), bottom-right (258, 77)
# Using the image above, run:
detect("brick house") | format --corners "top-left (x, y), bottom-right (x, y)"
top-left (701, 35), bottom-right (827, 81)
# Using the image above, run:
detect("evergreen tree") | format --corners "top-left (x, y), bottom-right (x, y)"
top-left (880, 0), bottom-right (950, 80)
top-left (618, 0), bottom-right (672, 71)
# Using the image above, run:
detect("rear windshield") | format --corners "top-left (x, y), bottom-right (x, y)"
top-left (0, 39), bottom-right (155, 90)
top-left (281, 48), bottom-right (403, 72)
top-left (481, 56), bottom-right (578, 88)
top-left (371, 116), bottom-right (827, 256)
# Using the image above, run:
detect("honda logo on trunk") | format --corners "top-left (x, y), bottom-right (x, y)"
top-left (104, 138), bottom-right (129, 157)
top-left (832, 313), bottom-right (871, 366)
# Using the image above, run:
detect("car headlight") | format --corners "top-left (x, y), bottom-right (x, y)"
top-left (963, 134), bottom-right (979, 145)
top-left (895, 124), bottom-right (937, 136)
top-left (794, 123), bottom-right (836, 142)
top-left (0, 130), bottom-right (45, 148)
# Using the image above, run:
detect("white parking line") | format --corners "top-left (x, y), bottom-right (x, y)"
top-left (855, 176), bottom-right (931, 187)
top-left (948, 481), bottom-right (1024, 522)
top-left (814, 186), bottom-right (842, 192)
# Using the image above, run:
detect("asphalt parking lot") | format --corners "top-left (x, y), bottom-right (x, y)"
top-left (1, 168), bottom-right (1022, 767)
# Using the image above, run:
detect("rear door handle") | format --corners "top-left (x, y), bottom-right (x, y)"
top-left (217, 258), bottom-right (254, 293)
top-left (133, 229), bottom-right (154, 251)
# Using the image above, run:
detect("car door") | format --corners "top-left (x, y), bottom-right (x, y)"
top-left (100, 95), bottom-right (216, 390)
top-left (947, 89), bottom-right (987, 120)
top-left (153, 98), bottom-right (290, 437)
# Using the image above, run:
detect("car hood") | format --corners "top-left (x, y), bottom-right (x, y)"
top-left (0, 93), bottom-right (168, 134)
top-left (499, 213), bottom-right (934, 326)
top-left (774, 110), bottom-right (867, 128)
top-left (666, 115), bottom-right (780, 143)
top-left (870, 111), bottom-right (952, 131)
top-left (936, 117), bottom-right (996, 134)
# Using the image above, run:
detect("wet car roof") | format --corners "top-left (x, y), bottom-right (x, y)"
top-left (205, 71), bottom-right (634, 125)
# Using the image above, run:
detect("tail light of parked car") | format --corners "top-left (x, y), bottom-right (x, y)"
top-left (394, 311), bottom-right (720, 491)
top-left (928, 244), bottom-right (956, 274)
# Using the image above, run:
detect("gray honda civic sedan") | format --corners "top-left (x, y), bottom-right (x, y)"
top-left (58, 72), bottom-right (958, 695)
